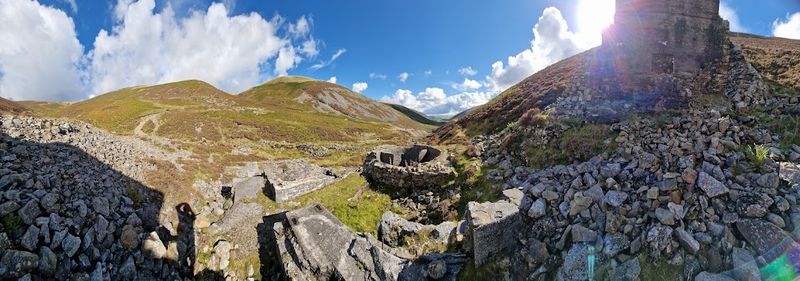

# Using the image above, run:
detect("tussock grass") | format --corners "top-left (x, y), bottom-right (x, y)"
top-left (526, 123), bottom-right (618, 169)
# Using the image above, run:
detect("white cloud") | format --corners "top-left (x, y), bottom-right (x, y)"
top-left (327, 76), bottom-right (337, 84)
top-left (719, 1), bottom-right (748, 33)
top-left (299, 39), bottom-right (319, 58)
top-left (60, 0), bottom-right (77, 13)
top-left (288, 15), bottom-right (311, 38)
top-left (352, 82), bottom-right (368, 93)
top-left (459, 66), bottom-right (477, 76)
top-left (275, 46), bottom-right (302, 76)
top-left (398, 72), bottom-right (410, 82)
top-left (381, 88), bottom-right (496, 116)
top-left (454, 78), bottom-right (482, 91)
top-left (424, 70), bottom-right (433, 77)
top-left (89, 0), bottom-right (317, 95)
top-left (773, 12), bottom-right (800, 40)
top-left (385, 6), bottom-right (598, 116)
top-left (309, 48), bottom-right (346, 70)
top-left (0, 0), bottom-right (84, 101)
top-left (486, 7), bottom-right (591, 92)
top-left (369, 73), bottom-right (387, 80)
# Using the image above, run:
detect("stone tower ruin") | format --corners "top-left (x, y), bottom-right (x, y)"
top-left (601, 0), bottom-right (729, 79)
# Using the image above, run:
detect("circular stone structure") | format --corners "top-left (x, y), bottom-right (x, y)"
top-left (362, 145), bottom-right (456, 190)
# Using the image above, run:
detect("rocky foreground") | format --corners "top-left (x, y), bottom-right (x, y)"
top-left (0, 116), bottom-right (218, 280)
top-left (464, 97), bottom-right (800, 280)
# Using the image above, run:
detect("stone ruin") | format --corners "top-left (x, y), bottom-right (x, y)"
top-left (600, 0), bottom-right (728, 79)
top-left (262, 204), bottom-right (468, 280)
top-left (548, 0), bottom-right (768, 121)
top-left (262, 159), bottom-right (341, 202)
top-left (362, 145), bottom-right (456, 190)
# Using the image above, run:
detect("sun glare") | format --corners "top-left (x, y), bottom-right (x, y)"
top-left (577, 0), bottom-right (616, 35)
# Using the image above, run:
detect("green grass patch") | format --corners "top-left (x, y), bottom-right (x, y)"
top-left (526, 123), bottom-right (618, 169)
top-left (226, 252), bottom-right (261, 280)
top-left (450, 147), bottom-right (504, 217)
top-left (766, 115), bottom-right (800, 148)
top-left (639, 255), bottom-right (682, 281)
top-left (256, 174), bottom-right (393, 236)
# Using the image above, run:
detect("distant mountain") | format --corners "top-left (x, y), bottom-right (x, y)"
top-left (23, 78), bottom-right (435, 161)
top-left (238, 76), bottom-right (418, 125)
top-left (382, 103), bottom-right (446, 126)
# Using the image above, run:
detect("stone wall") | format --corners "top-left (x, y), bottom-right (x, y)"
top-left (601, 0), bottom-right (727, 79)
top-left (262, 159), bottom-right (339, 202)
top-left (363, 145), bottom-right (456, 190)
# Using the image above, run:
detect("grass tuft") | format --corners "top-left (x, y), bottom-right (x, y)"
top-left (744, 144), bottom-right (771, 168)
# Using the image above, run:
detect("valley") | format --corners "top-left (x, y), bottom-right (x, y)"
top-left (0, 0), bottom-right (799, 280)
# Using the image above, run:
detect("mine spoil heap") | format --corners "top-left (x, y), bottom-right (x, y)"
top-left (450, 0), bottom-right (800, 280)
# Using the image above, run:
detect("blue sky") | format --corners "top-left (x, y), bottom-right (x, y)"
top-left (2, 0), bottom-right (800, 115)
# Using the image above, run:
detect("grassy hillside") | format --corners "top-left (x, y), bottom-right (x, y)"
top-left (432, 49), bottom-right (588, 144)
top-left (238, 76), bottom-right (429, 129)
top-left (434, 34), bottom-right (800, 144)
top-left (731, 33), bottom-right (800, 92)
top-left (0, 97), bottom-right (29, 115)
top-left (23, 77), bottom-right (437, 198)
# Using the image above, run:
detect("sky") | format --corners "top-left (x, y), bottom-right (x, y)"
top-left (1, 0), bottom-right (799, 116)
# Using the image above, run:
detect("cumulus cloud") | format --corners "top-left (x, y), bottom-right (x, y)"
top-left (327, 76), bottom-right (337, 84)
top-left (1, 0), bottom-right (326, 100)
top-left (459, 66), bottom-right (477, 76)
top-left (387, 6), bottom-right (597, 115)
top-left (309, 48), bottom-right (346, 70)
top-left (398, 72), bottom-right (410, 82)
top-left (381, 88), bottom-right (496, 116)
top-left (352, 82), bottom-right (368, 93)
top-left (719, 1), bottom-right (748, 33)
top-left (486, 7), bottom-right (591, 92)
top-left (0, 0), bottom-right (84, 101)
top-left (89, 0), bottom-right (320, 95)
top-left (773, 12), bottom-right (800, 40)
top-left (424, 70), bottom-right (433, 77)
top-left (453, 78), bottom-right (482, 91)
top-left (369, 73), bottom-right (387, 80)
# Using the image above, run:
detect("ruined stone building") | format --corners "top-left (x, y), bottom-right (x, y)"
top-left (600, 0), bottom-right (729, 79)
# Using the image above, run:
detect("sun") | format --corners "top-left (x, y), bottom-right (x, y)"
top-left (577, 0), bottom-right (616, 35)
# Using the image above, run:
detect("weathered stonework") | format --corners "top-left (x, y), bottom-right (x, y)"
top-left (263, 159), bottom-right (340, 202)
top-left (362, 145), bottom-right (456, 190)
top-left (465, 200), bottom-right (521, 266)
top-left (262, 204), bottom-right (468, 280)
top-left (601, 0), bottom-right (728, 79)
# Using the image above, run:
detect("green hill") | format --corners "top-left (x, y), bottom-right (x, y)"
top-left (383, 103), bottom-right (446, 126)
top-left (24, 77), bottom-right (438, 188)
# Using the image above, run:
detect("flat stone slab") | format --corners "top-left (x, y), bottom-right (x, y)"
top-left (736, 219), bottom-right (799, 262)
top-left (264, 204), bottom-right (467, 280)
top-left (263, 159), bottom-right (338, 202)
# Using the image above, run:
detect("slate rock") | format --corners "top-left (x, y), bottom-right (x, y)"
top-left (697, 172), bottom-right (729, 198)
